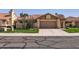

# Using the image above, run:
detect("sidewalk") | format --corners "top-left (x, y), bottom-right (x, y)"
top-left (0, 29), bottom-right (79, 36)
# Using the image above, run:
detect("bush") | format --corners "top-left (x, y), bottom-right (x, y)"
top-left (0, 28), bottom-right (4, 32)
top-left (26, 20), bottom-right (37, 29)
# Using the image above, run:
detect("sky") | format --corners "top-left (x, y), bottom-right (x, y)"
top-left (0, 9), bottom-right (79, 17)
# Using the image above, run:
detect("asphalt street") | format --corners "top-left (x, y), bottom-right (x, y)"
top-left (0, 36), bottom-right (79, 49)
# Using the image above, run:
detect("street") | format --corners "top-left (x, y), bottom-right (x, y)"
top-left (0, 36), bottom-right (79, 49)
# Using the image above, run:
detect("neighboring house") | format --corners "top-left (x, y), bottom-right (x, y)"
top-left (16, 13), bottom-right (65, 28)
top-left (0, 9), bottom-right (17, 31)
top-left (66, 16), bottom-right (79, 27)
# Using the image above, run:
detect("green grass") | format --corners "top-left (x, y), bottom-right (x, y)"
top-left (0, 28), bottom-right (39, 33)
top-left (64, 28), bottom-right (79, 33)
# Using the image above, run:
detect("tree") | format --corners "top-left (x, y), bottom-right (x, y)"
top-left (26, 19), bottom-right (37, 29)
top-left (20, 13), bottom-right (28, 29)
top-left (20, 13), bottom-right (37, 29)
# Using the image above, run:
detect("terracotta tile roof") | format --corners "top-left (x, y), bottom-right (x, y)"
top-left (0, 13), bottom-right (11, 20)
top-left (33, 13), bottom-right (65, 19)
top-left (36, 13), bottom-right (58, 19)
top-left (17, 13), bottom-right (65, 20)
top-left (55, 14), bottom-right (65, 19)
top-left (66, 16), bottom-right (79, 22)
top-left (17, 14), bottom-right (42, 20)
top-left (31, 14), bottom-right (42, 19)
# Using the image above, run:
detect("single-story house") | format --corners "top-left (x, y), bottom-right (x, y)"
top-left (65, 16), bottom-right (79, 27)
top-left (16, 13), bottom-right (66, 28)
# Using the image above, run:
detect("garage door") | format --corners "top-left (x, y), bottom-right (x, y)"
top-left (76, 22), bottom-right (79, 27)
top-left (40, 21), bottom-right (57, 28)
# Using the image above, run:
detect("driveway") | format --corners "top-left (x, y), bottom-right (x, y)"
top-left (39, 29), bottom-right (68, 36)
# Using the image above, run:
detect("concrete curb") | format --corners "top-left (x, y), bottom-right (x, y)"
top-left (0, 33), bottom-right (79, 36)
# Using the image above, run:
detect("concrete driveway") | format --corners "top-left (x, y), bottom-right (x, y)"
top-left (39, 29), bottom-right (68, 36)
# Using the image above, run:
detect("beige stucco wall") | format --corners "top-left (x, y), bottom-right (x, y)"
top-left (0, 20), bottom-right (4, 26)
top-left (57, 19), bottom-right (61, 28)
top-left (16, 22), bottom-right (23, 28)
top-left (72, 21), bottom-right (76, 26)
top-left (33, 23), bottom-right (38, 28)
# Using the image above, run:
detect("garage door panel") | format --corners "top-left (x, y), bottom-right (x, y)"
top-left (40, 21), bottom-right (57, 28)
top-left (76, 22), bottom-right (79, 27)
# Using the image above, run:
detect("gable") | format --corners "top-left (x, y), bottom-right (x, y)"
top-left (36, 13), bottom-right (58, 19)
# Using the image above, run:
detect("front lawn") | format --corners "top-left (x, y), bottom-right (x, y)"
top-left (64, 28), bottom-right (79, 33)
top-left (0, 28), bottom-right (39, 33)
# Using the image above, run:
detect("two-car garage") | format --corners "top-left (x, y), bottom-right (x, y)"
top-left (40, 21), bottom-right (57, 28)
top-left (36, 13), bottom-right (62, 28)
